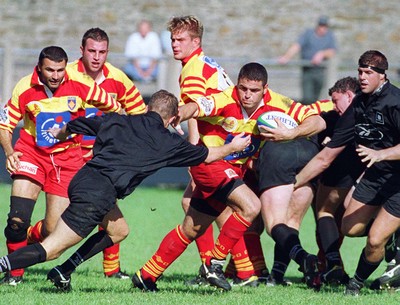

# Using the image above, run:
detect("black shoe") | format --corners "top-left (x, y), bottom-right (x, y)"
top-left (344, 277), bottom-right (364, 296)
top-left (106, 270), bottom-right (130, 280)
top-left (385, 233), bottom-right (398, 263)
top-left (132, 270), bottom-right (158, 292)
top-left (47, 266), bottom-right (71, 292)
top-left (185, 265), bottom-right (208, 287)
top-left (321, 265), bottom-right (348, 285)
top-left (370, 263), bottom-right (400, 290)
top-left (264, 273), bottom-right (292, 287)
top-left (301, 254), bottom-right (321, 290)
top-left (257, 268), bottom-right (270, 282)
top-left (231, 275), bottom-right (259, 287)
top-left (200, 259), bottom-right (231, 291)
top-left (0, 272), bottom-right (23, 286)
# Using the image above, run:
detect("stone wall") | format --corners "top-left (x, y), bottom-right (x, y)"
top-left (1, 0), bottom-right (400, 100)
top-left (1, 0), bottom-right (399, 62)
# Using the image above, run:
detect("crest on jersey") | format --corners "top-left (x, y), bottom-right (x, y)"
top-left (36, 112), bottom-right (71, 147)
top-left (67, 97), bottom-right (77, 111)
top-left (222, 117), bottom-right (238, 132)
top-left (375, 112), bottom-right (384, 125)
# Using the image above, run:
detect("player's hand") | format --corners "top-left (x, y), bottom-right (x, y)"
top-left (231, 132), bottom-right (251, 151)
top-left (48, 126), bottom-right (62, 138)
top-left (259, 119), bottom-right (295, 141)
top-left (6, 151), bottom-right (22, 174)
top-left (356, 144), bottom-right (383, 168)
top-left (171, 109), bottom-right (184, 135)
top-left (48, 125), bottom-right (69, 141)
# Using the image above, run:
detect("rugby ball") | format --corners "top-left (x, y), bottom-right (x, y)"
top-left (257, 111), bottom-right (298, 132)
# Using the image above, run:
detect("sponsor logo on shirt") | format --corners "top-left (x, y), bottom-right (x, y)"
top-left (197, 96), bottom-right (214, 116)
top-left (0, 106), bottom-right (9, 124)
top-left (83, 107), bottom-right (103, 141)
top-left (355, 123), bottom-right (383, 141)
top-left (36, 112), bottom-right (71, 147)
top-left (223, 134), bottom-right (260, 161)
top-left (18, 161), bottom-right (38, 175)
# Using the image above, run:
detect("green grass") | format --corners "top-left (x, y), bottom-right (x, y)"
top-left (0, 184), bottom-right (399, 304)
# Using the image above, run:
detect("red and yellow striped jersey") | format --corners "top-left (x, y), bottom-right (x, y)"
top-left (0, 65), bottom-right (121, 153)
top-left (194, 86), bottom-right (319, 165)
top-left (69, 59), bottom-right (146, 148)
top-left (309, 99), bottom-right (334, 114)
top-left (179, 48), bottom-right (233, 105)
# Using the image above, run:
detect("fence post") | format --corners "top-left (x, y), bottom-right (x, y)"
top-left (2, 45), bottom-right (13, 105)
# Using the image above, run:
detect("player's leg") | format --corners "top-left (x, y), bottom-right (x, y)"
top-left (0, 217), bottom-right (83, 281)
top-left (1, 177), bottom-right (42, 285)
top-left (134, 200), bottom-right (217, 292)
top-left (49, 204), bottom-right (129, 284)
top-left (346, 208), bottom-right (400, 295)
top-left (199, 183), bottom-right (260, 291)
top-left (316, 184), bottom-right (350, 283)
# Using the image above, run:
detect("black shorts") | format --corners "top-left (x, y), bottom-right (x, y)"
top-left (61, 165), bottom-right (118, 238)
top-left (257, 138), bottom-right (319, 192)
top-left (353, 167), bottom-right (400, 218)
top-left (320, 147), bottom-right (365, 188)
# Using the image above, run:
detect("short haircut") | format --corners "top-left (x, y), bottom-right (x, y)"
top-left (148, 90), bottom-right (179, 120)
top-left (167, 15), bottom-right (203, 40)
top-left (358, 50), bottom-right (388, 74)
top-left (329, 76), bottom-right (360, 96)
top-left (237, 62), bottom-right (268, 86)
top-left (81, 28), bottom-right (109, 48)
top-left (38, 46), bottom-right (68, 65)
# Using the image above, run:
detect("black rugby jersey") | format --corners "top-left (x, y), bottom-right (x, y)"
top-left (66, 112), bottom-right (208, 198)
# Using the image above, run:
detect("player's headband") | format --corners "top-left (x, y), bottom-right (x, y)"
top-left (358, 64), bottom-right (386, 74)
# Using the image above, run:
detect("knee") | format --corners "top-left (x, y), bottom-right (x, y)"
top-left (241, 198), bottom-right (261, 222)
top-left (114, 224), bottom-right (130, 244)
top-left (4, 217), bottom-right (30, 242)
top-left (4, 196), bottom-right (36, 241)
top-left (366, 234), bottom-right (385, 253)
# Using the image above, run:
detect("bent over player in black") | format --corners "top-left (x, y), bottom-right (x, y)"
top-left (0, 90), bottom-right (251, 291)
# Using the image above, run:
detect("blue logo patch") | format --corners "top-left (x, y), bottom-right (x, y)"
top-left (36, 112), bottom-right (71, 147)
top-left (83, 108), bottom-right (103, 141)
top-left (223, 134), bottom-right (260, 161)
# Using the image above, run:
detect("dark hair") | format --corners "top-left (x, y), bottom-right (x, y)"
top-left (238, 62), bottom-right (268, 86)
top-left (148, 90), bottom-right (178, 120)
top-left (167, 15), bottom-right (203, 40)
top-left (358, 50), bottom-right (388, 73)
top-left (38, 46), bottom-right (68, 65)
top-left (81, 27), bottom-right (109, 48)
top-left (329, 76), bottom-right (360, 96)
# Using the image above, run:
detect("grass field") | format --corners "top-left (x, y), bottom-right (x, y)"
top-left (0, 183), bottom-right (399, 304)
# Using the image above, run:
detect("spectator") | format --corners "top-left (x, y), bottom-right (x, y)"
top-left (278, 15), bottom-right (337, 105)
top-left (123, 19), bottom-right (162, 83)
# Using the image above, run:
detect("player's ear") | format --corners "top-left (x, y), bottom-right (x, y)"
top-left (145, 105), bottom-right (149, 113)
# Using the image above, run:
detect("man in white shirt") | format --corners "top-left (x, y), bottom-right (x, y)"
top-left (123, 20), bottom-right (162, 82)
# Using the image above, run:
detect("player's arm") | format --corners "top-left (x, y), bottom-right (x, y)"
top-left (261, 114), bottom-right (326, 142)
top-left (0, 128), bottom-right (21, 173)
top-left (205, 132), bottom-right (250, 163)
top-left (356, 143), bottom-right (400, 168)
top-left (294, 145), bottom-right (345, 188)
top-left (49, 116), bottom-right (105, 140)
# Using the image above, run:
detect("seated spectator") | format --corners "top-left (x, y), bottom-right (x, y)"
top-left (123, 19), bottom-right (162, 82)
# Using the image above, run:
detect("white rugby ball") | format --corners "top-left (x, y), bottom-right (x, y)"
top-left (257, 111), bottom-right (298, 131)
